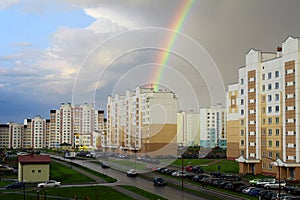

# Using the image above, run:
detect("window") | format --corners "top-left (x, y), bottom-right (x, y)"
top-left (262, 95), bottom-right (265, 102)
top-left (241, 78), bottom-right (244, 85)
top-left (268, 72), bottom-right (272, 79)
top-left (240, 109), bottom-right (244, 115)
top-left (269, 163), bottom-right (273, 169)
top-left (241, 99), bottom-right (244, 105)
top-left (262, 85), bottom-right (265, 91)
top-left (241, 89), bottom-right (244, 95)
top-left (262, 140), bottom-right (266, 146)
top-left (268, 152), bottom-right (273, 158)
top-left (276, 129), bottom-right (280, 135)
top-left (268, 106), bottom-right (272, 113)
top-left (275, 82), bottom-right (279, 89)
top-left (38, 170), bottom-right (41, 173)
top-left (275, 94), bottom-right (279, 101)
top-left (241, 119), bottom-right (244, 126)
top-left (268, 118), bottom-right (272, 124)
top-left (275, 70), bottom-right (279, 78)
top-left (262, 129), bottom-right (266, 135)
top-left (32, 170), bottom-right (35, 173)
top-left (275, 117), bottom-right (279, 124)
top-left (241, 129), bottom-right (244, 136)
top-left (268, 83), bottom-right (272, 90)
top-left (276, 153), bottom-right (280, 159)
top-left (268, 140), bottom-right (272, 147)
top-left (275, 105), bottom-right (280, 113)
top-left (240, 150), bottom-right (244, 156)
top-left (268, 129), bottom-right (272, 135)
top-left (276, 141), bottom-right (280, 147)
top-left (262, 74), bottom-right (265, 80)
top-left (268, 95), bottom-right (272, 102)
top-left (241, 140), bottom-right (244, 146)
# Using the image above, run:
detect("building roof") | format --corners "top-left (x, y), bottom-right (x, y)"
top-left (18, 155), bottom-right (51, 163)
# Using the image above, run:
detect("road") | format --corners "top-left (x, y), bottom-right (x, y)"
top-left (75, 159), bottom-right (206, 200)
top-left (52, 155), bottom-right (208, 200)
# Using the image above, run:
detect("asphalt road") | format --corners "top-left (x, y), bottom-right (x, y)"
top-left (57, 156), bottom-right (209, 200)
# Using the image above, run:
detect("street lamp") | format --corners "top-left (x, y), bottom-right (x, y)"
top-left (266, 157), bottom-right (283, 198)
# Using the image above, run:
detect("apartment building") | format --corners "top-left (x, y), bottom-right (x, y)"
top-left (227, 36), bottom-right (300, 179)
top-left (200, 105), bottom-right (226, 149)
top-left (106, 86), bottom-right (178, 156)
top-left (49, 103), bottom-right (104, 149)
top-left (24, 116), bottom-right (49, 149)
top-left (177, 111), bottom-right (200, 146)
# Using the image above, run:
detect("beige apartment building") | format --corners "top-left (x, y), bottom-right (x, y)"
top-left (106, 86), bottom-right (178, 156)
top-left (227, 36), bottom-right (300, 180)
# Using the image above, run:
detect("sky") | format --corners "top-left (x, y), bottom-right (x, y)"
top-left (1, 0), bottom-right (300, 123)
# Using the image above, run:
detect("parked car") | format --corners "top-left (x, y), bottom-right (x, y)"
top-left (209, 171), bottom-right (223, 178)
top-left (6, 182), bottom-right (25, 189)
top-left (37, 180), bottom-right (61, 188)
top-left (224, 182), bottom-right (245, 191)
top-left (192, 166), bottom-right (204, 173)
top-left (153, 177), bottom-right (166, 186)
top-left (256, 179), bottom-right (276, 188)
top-left (101, 162), bottom-right (110, 168)
top-left (185, 165), bottom-right (193, 172)
top-left (236, 185), bottom-right (248, 193)
top-left (282, 197), bottom-right (300, 200)
top-left (127, 169), bottom-right (138, 177)
top-left (242, 186), bottom-right (256, 194)
top-left (248, 188), bottom-right (262, 196)
top-left (223, 174), bottom-right (241, 181)
top-left (264, 181), bottom-right (286, 189)
top-left (284, 185), bottom-right (298, 193)
top-left (249, 178), bottom-right (261, 186)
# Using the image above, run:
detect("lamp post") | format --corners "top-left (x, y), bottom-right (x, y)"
top-left (266, 157), bottom-right (283, 198)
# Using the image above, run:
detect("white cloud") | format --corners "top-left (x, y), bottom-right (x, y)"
top-left (0, 0), bottom-right (19, 9)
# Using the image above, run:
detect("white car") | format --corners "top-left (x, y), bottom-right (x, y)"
top-left (37, 180), bottom-right (61, 188)
top-left (242, 186), bottom-right (256, 194)
top-left (264, 181), bottom-right (286, 189)
top-left (127, 169), bottom-right (137, 177)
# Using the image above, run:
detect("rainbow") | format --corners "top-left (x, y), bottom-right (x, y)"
top-left (151, 0), bottom-right (194, 91)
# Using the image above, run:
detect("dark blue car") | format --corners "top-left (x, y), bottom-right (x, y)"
top-left (6, 182), bottom-right (25, 189)
top-left (248, 188), bottom-right (262, 196)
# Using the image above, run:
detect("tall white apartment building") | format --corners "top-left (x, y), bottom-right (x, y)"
top-left (227, 36), bottom-right (300, 179)
top-left (49, 103), bottom-right (104, 149)
top-left (177, 111), bottom-right (200, 146)
top-left (9, 122), bottom-right (24, 149)
top-left (106, 86), bottom-right (178, 156)
top-left (24, 116), bottom-right (50, 149)
top-left (200, 105), bottom-right (226, 149)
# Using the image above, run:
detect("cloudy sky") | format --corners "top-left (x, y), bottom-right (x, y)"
top-left (1, 0), bottom-right (300, 123)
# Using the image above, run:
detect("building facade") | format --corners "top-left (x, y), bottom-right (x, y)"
top-left (227, 36), bottom-right (300, 179)
top-left (106, 86), bottom-right (178, 156)
top-left (200, 105), bottom-right (226, 149)
top-left (49, 103), bottom-right (105, 149)
top-left (177, 111), bottom-right (200, 146)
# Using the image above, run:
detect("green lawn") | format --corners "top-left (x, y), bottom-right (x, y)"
top-left (201, 159), bottom-right (239, 174)
top-left (50, 162), bottom-right (95, 184)
top-left (170, 158), bottom-right (215, 166)
top-left (0, 186), bottom-right (135, 200)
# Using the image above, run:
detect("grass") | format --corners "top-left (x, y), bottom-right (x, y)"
top-left (201, 160), bottom-right (239, 174)
top-left (120, 185), bottom-right (167, 200)
top-left (50, 162), bottom-right (95, 184)
top-left (0, 180), bottom-right (14, 187)
top-left (170, 159), bottom-right (215, 167)
top-left (0, 186), bottom-right (135, 200)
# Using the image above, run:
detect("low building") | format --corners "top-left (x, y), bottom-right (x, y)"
top-left (18, 155), bottom-right (51, 183)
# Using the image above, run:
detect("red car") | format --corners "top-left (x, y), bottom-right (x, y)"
top-left (185, 165), bottom-right (193, 172)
